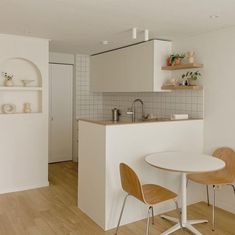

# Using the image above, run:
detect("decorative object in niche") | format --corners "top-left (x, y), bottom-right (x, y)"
top-left (2, 72), bottom-right (14, 87)
top-left (23, 103), bottom-right (31, 113)
top-left (2, 103), bottom-right (16, 114)
top-left (187, 51), bottom-right (195, 64)
top-left (21, 79), bottom-right (34, 87)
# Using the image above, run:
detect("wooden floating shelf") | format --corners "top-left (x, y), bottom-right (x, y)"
top-left (162, 63), bottom-right (203, 70)
top-left (0, 86), bottom-right (42, 91)
top-left (162, 85), bottom-right (203, 91)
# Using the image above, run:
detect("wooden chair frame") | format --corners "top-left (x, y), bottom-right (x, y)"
top-left (115, 163), bottom-right (180, 235)
top-left (188, 147), bottom-right (235, 231)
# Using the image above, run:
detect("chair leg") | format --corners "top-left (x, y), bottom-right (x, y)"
top-left (174, 199), bottom-right (182, 228)
top-left (212, 185), bottom-right (216, 231)
top-left (145, 206), bottom-right (152, 235)
top-left (150, 206), bottom-right (154, 225)
top-left (206, 185), bottom-right (210, 206)
top-left (115, 194), bottom-right (129, 235)
top-left (228, 184), bottom-right (235, 195)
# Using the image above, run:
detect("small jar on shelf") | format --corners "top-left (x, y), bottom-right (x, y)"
top-left (23, 103), bottom-right (32, 113)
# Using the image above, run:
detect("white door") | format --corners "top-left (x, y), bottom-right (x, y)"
top-left (49, 64), bottom-right (73, 163)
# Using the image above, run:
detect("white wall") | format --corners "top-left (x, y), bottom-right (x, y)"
top-left (49, 52), bottom-right (74, 65)
top-left (0, 34), bottom-right (49, 193)
top-left (173, 27), bottom-right (235, 214)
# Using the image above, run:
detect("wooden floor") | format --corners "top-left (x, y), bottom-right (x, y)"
top-left (0, 162), bottom-right (234, 235)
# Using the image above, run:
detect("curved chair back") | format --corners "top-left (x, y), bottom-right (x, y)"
top-left (213, 147), bottom-right (235, 183)
top-left (119, 163), bottom-right (145, 203)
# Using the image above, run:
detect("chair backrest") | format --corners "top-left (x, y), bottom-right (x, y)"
top-left (213, 147), bottom-right (235, 183)
top-left (119, 163), bottom-right (145, 203)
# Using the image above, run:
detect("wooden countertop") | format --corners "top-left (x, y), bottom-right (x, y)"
top-left (78, 118), bottom-right (203, 126)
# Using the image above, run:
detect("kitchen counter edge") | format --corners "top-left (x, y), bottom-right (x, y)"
top-left (78, 118), bottom-right (203, 126)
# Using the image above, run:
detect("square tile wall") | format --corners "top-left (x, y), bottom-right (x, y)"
top-left (76, 55), bottom-right (103, 119)
top-left (76, 55), bottom-right (204, 121)
top-left (103, 91), bottom-right (203, 120)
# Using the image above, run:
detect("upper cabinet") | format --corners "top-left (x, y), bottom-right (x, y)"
top-left (90, 40), bottom-right (172, 92)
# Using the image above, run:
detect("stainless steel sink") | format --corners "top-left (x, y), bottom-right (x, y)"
top-left (138, 117), bottom-right (171, 122)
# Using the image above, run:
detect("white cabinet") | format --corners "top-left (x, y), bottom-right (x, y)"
top-left (90, 40), bottom-right (171, 92)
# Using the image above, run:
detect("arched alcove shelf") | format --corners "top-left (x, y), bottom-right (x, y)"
top-left (0, 57), bottom-right (43, 114)
top-left (0, 57), bottom-right (42, 87)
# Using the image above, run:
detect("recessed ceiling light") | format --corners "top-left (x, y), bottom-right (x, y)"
top-left (101, 40), bottom-right (109, 45)
top-left (209, 15), bottom-right (219, 19)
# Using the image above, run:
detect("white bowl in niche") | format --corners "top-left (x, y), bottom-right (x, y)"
top-left (2, 103), bottom-right (16, 114)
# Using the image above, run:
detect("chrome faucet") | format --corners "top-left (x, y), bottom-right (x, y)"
top-left (127, 98), bottom-right (148, 122)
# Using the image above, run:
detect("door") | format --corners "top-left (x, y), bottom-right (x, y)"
top-left (49, 64), bottom-right (73, 163)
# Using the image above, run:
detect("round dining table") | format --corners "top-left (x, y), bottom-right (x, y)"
top-left (145, 151), bottom-right (225, 235)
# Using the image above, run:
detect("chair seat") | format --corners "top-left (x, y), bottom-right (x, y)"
top-left (142, 184), bottom-right (177, 205)
top-left (187, 173), bottom-right (234, 185)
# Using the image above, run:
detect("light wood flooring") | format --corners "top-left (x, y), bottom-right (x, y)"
top-left (0, 161), bottom-right (234, 235)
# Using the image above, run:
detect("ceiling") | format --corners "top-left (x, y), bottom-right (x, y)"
top-left (0, 0), bottom-right (235, 54)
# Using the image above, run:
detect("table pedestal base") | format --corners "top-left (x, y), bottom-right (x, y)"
top-left (160, 215), bottom-right (208, 235)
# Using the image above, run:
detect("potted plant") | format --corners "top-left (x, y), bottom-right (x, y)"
top-left (169, 53), bottom-right (185, 66)
top-left (2, 72), bottom-right (14, 87)
top-left (181, 71), bottom-right (201, 86)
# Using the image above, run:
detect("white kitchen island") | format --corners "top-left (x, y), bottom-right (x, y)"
top-left (78, 119), bottom-right (204, 231)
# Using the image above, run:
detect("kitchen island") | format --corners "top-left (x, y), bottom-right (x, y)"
top-left (78, 119), bottom-right (204, 230)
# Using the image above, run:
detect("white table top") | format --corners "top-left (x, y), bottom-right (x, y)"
top-left (145, 151), bottom-right (225, 173)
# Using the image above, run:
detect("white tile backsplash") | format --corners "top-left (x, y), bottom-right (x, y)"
top-left (76, 55), bottom-right (103, 120)
top-left (102, 90), bottom-right (204, 120)
top-left (76, 55), bottom-right (204, 121)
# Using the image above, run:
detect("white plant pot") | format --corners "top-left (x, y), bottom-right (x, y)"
top-left (4, 79), bottom-right (14, 87)
top-left (189, 79), bottom-right (198, 86)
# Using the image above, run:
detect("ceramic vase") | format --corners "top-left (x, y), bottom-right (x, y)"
top-left (23, 103), bottom-right (32, 113)
top-left (187, 51), bottom-right (195, 64)
top-left (4, 79), bottom-right (14, 87)
top-left (189, 79), bottom-right (197, 86)
top-left (174, 58), bottom-right (181, 65)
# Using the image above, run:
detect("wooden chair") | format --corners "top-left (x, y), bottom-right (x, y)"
top-left (187, 147), bottom-right (235, 231)
top-left (115, 163), bottom-right (180, 235)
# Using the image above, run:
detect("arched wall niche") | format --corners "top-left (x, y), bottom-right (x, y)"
top-left (0, 57), bottom-right (43, 114)
top-left (0, 57), bottom-right (42, 87)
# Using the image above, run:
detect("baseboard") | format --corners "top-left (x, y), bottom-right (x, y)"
top-left (49, 159), bottom-right (73, 163)
top-left (105, 198), bottom-right (203, 231)
top-left (209, 200), bottom-right (235, 214)
top-left (0, 181), bottom-right (49, 194)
